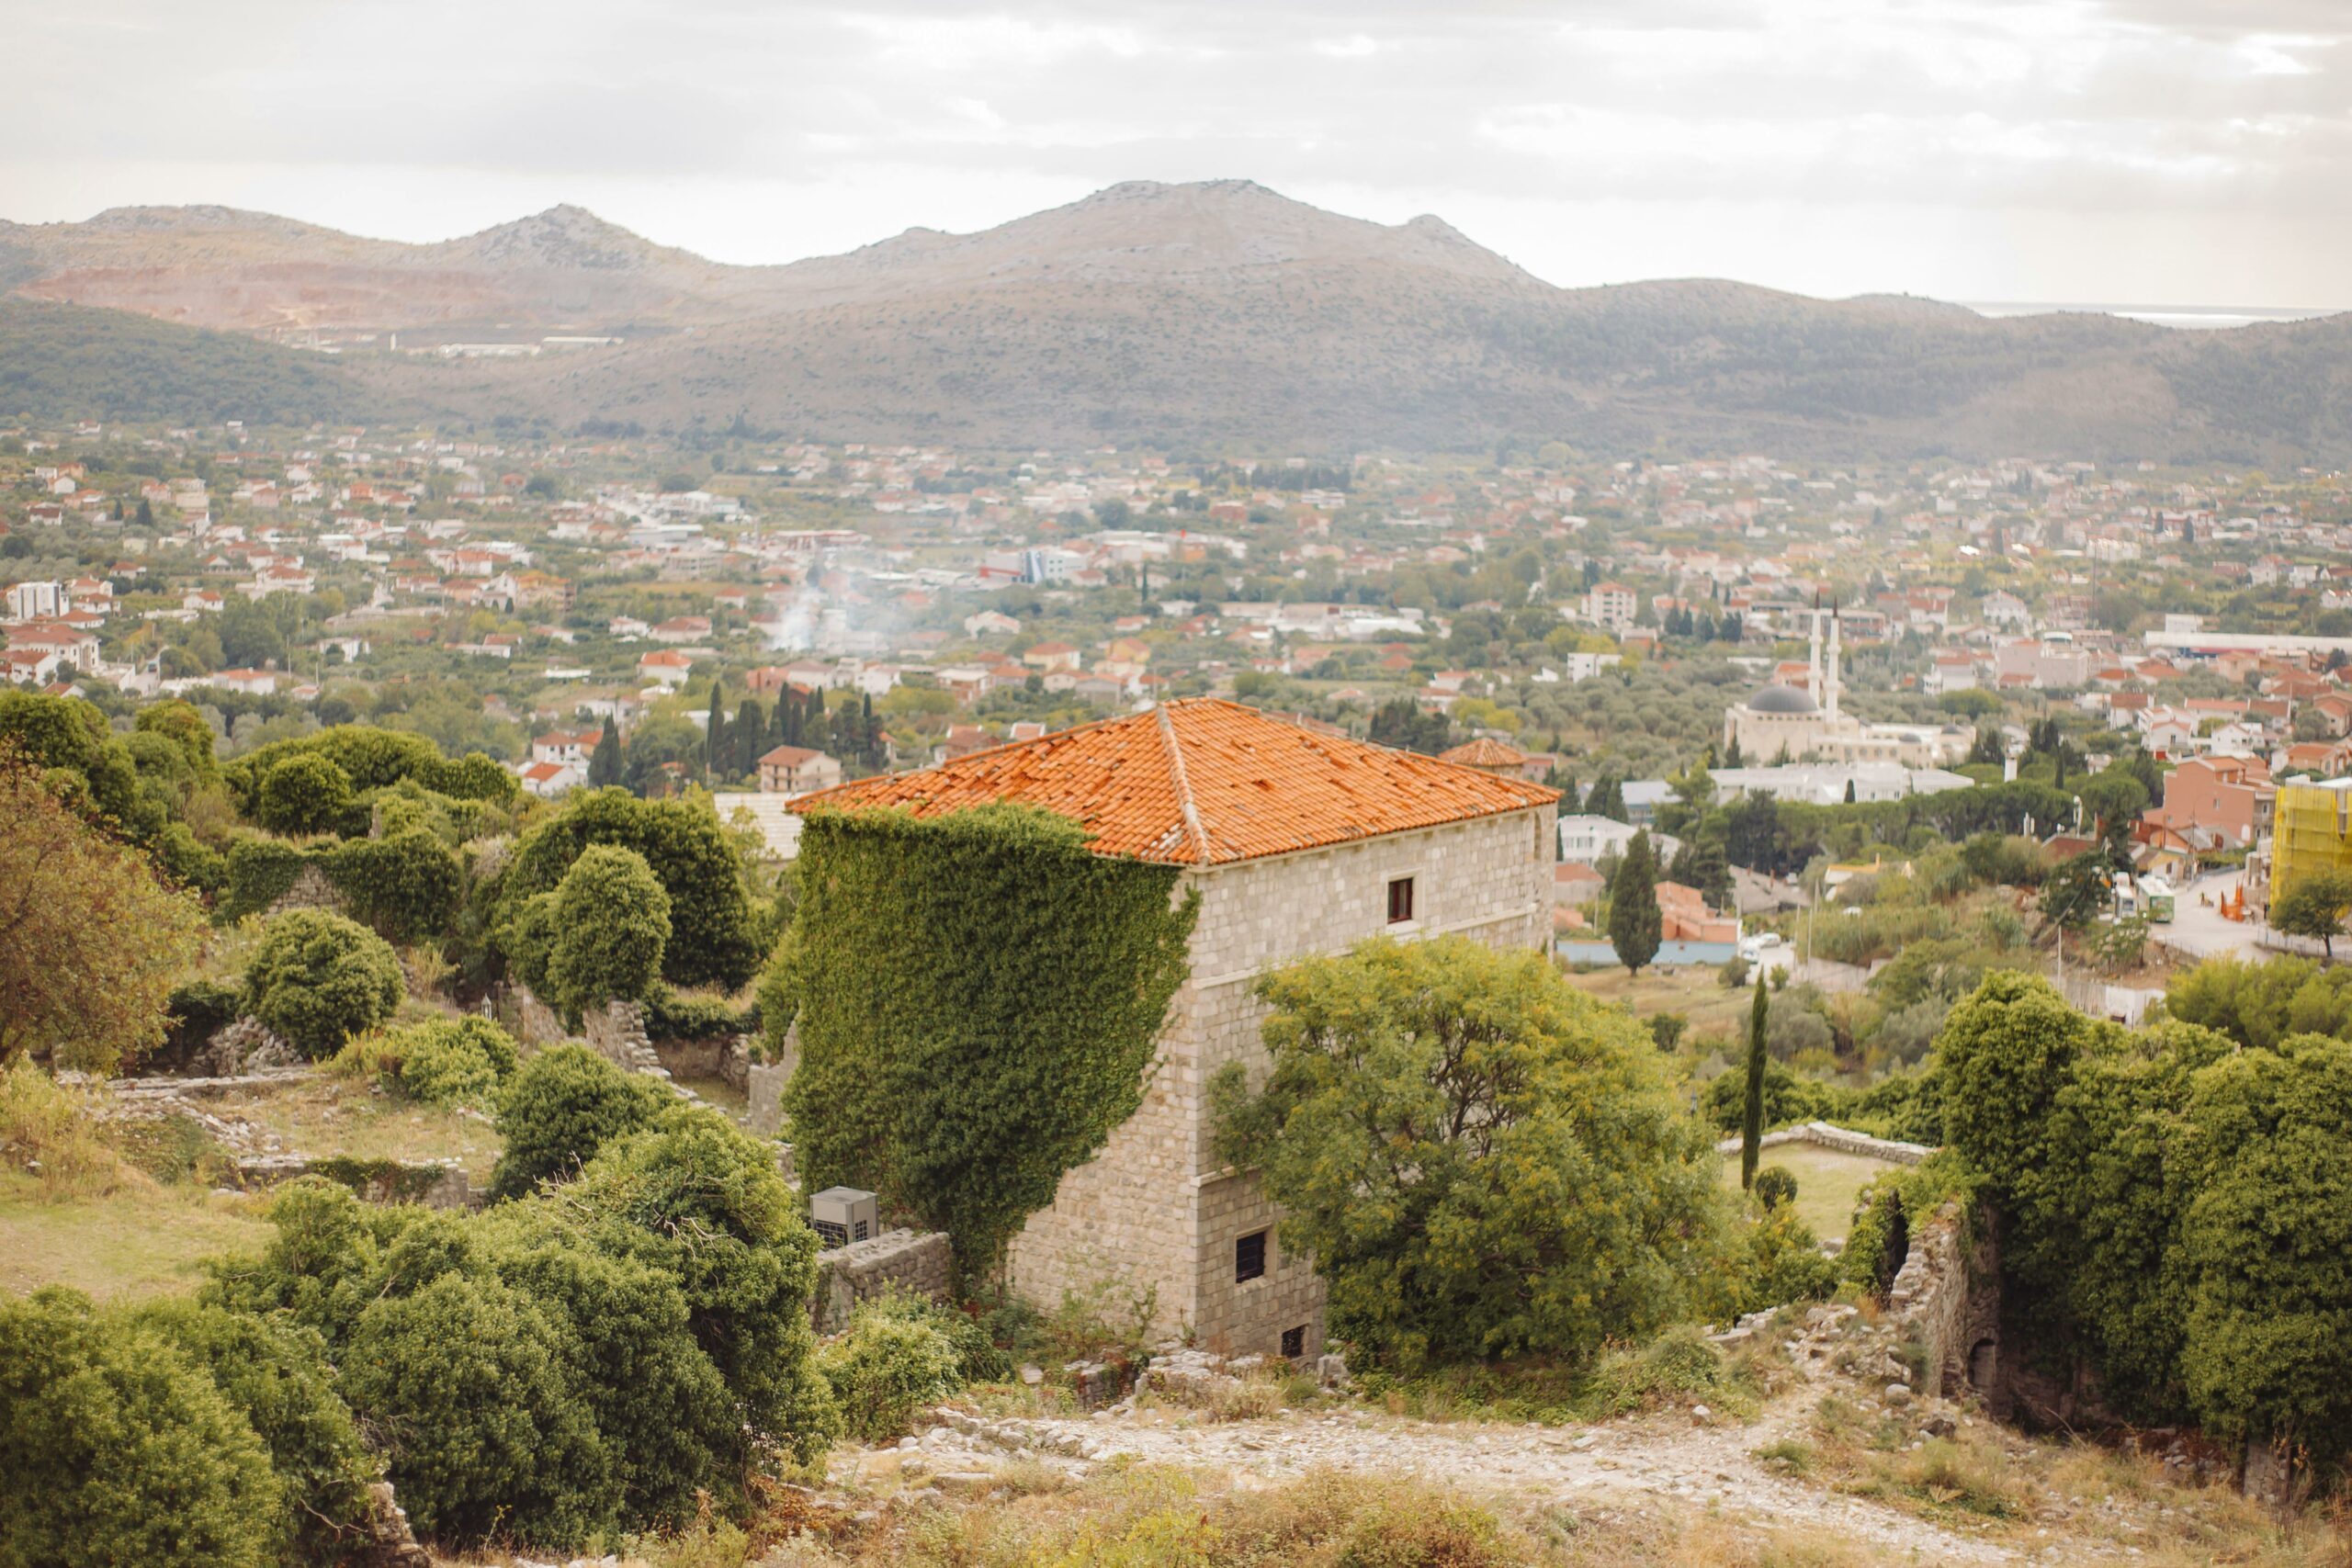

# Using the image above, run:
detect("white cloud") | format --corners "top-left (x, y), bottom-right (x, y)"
top-left (0, 0), bottom-right (2344, 306)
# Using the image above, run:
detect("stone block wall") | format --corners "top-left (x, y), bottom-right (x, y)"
top-left (1713, 1121), bottom-right (1934, 1166)
top-left (1887, 1199), bottom-right (2001, 1401)
top-left (503, 985), bottom-right (664, 1077)
top-left (812, 1228), bottom-right (955, 1334)
top-left (1006, 806), bottom-right (1555, 1356)
top-left (234, 1153), bottom-right (474, 1210)
top-left (264, 863), bottom-right (348, 919)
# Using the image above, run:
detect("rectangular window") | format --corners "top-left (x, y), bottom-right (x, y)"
top-left (1281, 1325), bottom-right (1306, 1359)
top-left (1235, 1230), bottom-right (1267, 1282)
top-left (1386, 875), bottom-right (1415, 925)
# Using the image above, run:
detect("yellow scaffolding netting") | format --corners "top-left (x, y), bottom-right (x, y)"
top-left (2271, 782), bottom-right (2352, 901)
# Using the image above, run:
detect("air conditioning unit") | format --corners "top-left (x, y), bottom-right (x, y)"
top-left (809, 1187), bottom-right (877, 1249)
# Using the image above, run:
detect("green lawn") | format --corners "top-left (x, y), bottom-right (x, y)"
top-left (0, 1174), bottom-right (274, 1302)
top-left (1721, 1144), bottom-right (1899, 1243)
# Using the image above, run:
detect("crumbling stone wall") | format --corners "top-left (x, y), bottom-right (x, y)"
top-left (1886, 1199), bottom-right (2001, 1402)
top-left (1713, 1120), bottom-right (1933, 1165)
top-left (503, 984), bottom-right (665, 1077)
top-left (811, 1228), bottom-right (954, 1334)
top-left (263, 863), bottom-right (349, 919)
top-left (235, 1153), bottom-right (474, 1210)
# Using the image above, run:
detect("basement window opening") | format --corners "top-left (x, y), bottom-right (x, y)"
top-left (1281, 1325), bottom-right (1306, 1359)
top-left (1235, 1229), bottom-right (1267, 1282)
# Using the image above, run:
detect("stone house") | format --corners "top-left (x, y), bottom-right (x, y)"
top-left (757, 744), bottom-right (844, 795)
top-left (795, 699), bottom-right (1557, 1358)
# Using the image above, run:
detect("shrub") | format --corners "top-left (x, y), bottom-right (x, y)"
top-left (0, 1288), bottom-right (281, 1568)
top-left (490, 1043), bottom-right (673, 1199)
top-left (323, 828), bottom-right (462, 944)
top-left (254, 751), bottom-right (356, 836)
top-left (241, 909), bottom-right (405, 1059)
top-left (543, 844), bottom-right (672, 1017)
top-left (642, 985), bottom-right (751, 1043)
top-left (502, 788), bottom-right (762, 990)
top-left (162, 979), bottom-right (243, 1066)
top-left (1586, 1325), bottom-right (1729, 1416)
top-left (334, 1016), bottom-right (518, 1108)
top-left (1753, 1166), bottom-right (1797, 1210)
top-left (134, 1300), bottom-right (379, 1563)
top-left (343, 1270), bottom-right (614, 1549)
top-left (817, 1294), bottom-right (966, 1442)
top-left (152, 821), bottom-right (227, 894)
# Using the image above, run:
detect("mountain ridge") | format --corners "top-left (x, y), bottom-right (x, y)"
top-left (6, 182), bottom-right (2352, 462)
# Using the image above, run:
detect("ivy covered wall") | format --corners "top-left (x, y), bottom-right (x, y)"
top-left (775, 804), bottom-right (1197, 1279)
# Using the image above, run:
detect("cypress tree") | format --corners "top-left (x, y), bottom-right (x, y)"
top-left (1741, 975), bottom-right (1770, 1190)
top-left (586, 718), bottom-right (622, 789)
top-left (703, 683), bottom-right (725, 780)
top-left (1608, 829), bottom-right (1663, 976)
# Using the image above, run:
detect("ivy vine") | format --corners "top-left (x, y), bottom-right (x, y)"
top-left (775, 804), bottom-right (1197, 1280)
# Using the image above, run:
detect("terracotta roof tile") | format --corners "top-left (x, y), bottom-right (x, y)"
top-left (790, 699), bottom-right (1557, 865)
top-left (1439, 738), bottom-right (1531, 768)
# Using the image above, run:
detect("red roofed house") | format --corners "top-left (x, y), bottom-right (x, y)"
top-left (756, 745), bottom-right (843, 795)
top-left (791, 700), bottom-right (1558, 1358)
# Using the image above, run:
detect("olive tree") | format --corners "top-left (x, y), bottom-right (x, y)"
top-left (1212, 934), bottom-right (1724, 1370)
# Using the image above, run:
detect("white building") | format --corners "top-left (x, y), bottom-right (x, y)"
top-left (4, 581), bottom-right (64, 621)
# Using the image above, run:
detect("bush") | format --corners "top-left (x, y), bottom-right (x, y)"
top-left (152, 821), bottom-right (227, 894)
top-left (134, 1300), bottom-right (379, 1563)
top-left (817, 1294), bottom-right (966, 1442)
top-left (323, 828), bottom-right (462, 945)
top-left (217, 836), bottom-right (308, 921)
top-left (241, 909), bottom-right (406, 1059)
top-left (490, 1043), bottom-right (674, 1199)
top-left (343, 1270), bottom-right (614, 1549)
top-left (501, 789), bottom-right (762, 991)
top-left (254, 752), bottom-right (356, 836)
top-left (1753, 1166), bottom-right (1797, 1209)
top-left (0, 1288), bottom-right (281, 1568)
top-left (334, 1016), bottom-right (518, 1107)
top-left (162, 979), bottom-right (243, 1066)
top-left (543, 844), bottom-right (672, 1017)
top-left (1586, 1325), bottom-right (1730, 1416)
top-left (642, 985), bottom-right (751, 1043)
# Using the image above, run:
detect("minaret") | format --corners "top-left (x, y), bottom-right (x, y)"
top-left (1806, 595), bottom-right (1824, 707)
top-left (1826, 604), bottom-right (1844, 722)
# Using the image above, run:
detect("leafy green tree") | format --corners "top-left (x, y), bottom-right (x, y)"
top-left (1740, 977), bottom-right (1769, 1190)
top-left (241, 909), bottom-right (405, 1059)
top-left (134, 698), bottom-right (220, 784)
top-left (1212, 935), bottom-right (1724, 1370)
top-left (2178, 1034), bottom-right (2352, 1459)
top-left (490, 1043), bottom-right (673, 1200)
top-left (1608, 829), bottom-right (1663, 975)
top-left (2163, 954), bottom-right (2352, 1052)
top-left (2039, 850), bottom-right (2112, 931)
top-left (501, 789), bottom-right (762, 990)
top-left (0, 690), bottom-right (144, 833)
top-left (0, 761), bottom-right (206, 1075)
top-left (0, 1288), bottom-right (280, 1568)
top-left (543, 845), bottom-right (672, 1017)
top-left (254, 752), bottom-right (356, 836)
top-left (2272, 870), bottom-right (2352, 958)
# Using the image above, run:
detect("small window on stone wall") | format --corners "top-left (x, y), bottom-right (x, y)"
top-left (1281, 1325), bottom-right (1306, 1359)
top-left (1386, 876), bottom-right (1415, 925)
top-left (1235, 1229), bottom-right (1267, 1282)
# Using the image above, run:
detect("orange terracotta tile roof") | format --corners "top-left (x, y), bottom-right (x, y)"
top-left (1439, 737), bottom-right (1531, 768)
top-left (790, 699), bottom-right (1558, 866)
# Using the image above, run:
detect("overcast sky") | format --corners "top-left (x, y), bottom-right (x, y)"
top-left (3, 0), bottom-right (2345, 308)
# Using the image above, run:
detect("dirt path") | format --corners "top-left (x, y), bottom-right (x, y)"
top-left (1006, 1389), bottom-right (2014, 1564)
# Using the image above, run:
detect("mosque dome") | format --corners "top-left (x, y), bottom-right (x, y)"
top-left (1747, 683), bottom-right (1819, 716)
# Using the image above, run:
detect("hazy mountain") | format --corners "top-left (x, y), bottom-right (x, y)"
top-left (6, 181), bottom-right (2351, 462)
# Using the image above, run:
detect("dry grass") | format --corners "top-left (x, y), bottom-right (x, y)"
top-left (209, 1074), bottom-right (502, 1178)
top-left (621, 1463), bottom-right (1952, 1568)
top-left (1719, 1145), bottom-right (1899, 1242)
top-left (0, 1171), bottom-right (272, 1300)
top-left (1562, 964), bottom-right (1755, 1041)
top-left (0, 1060), bottom-right (130, 1198)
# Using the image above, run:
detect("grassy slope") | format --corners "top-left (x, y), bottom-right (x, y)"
top-left (0, 298), bottom-right (403, 425)
top-left (0, 1174), bottom-right (271, 1301)
top-left (1719, 1144), bottom-right (1896, 1243)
